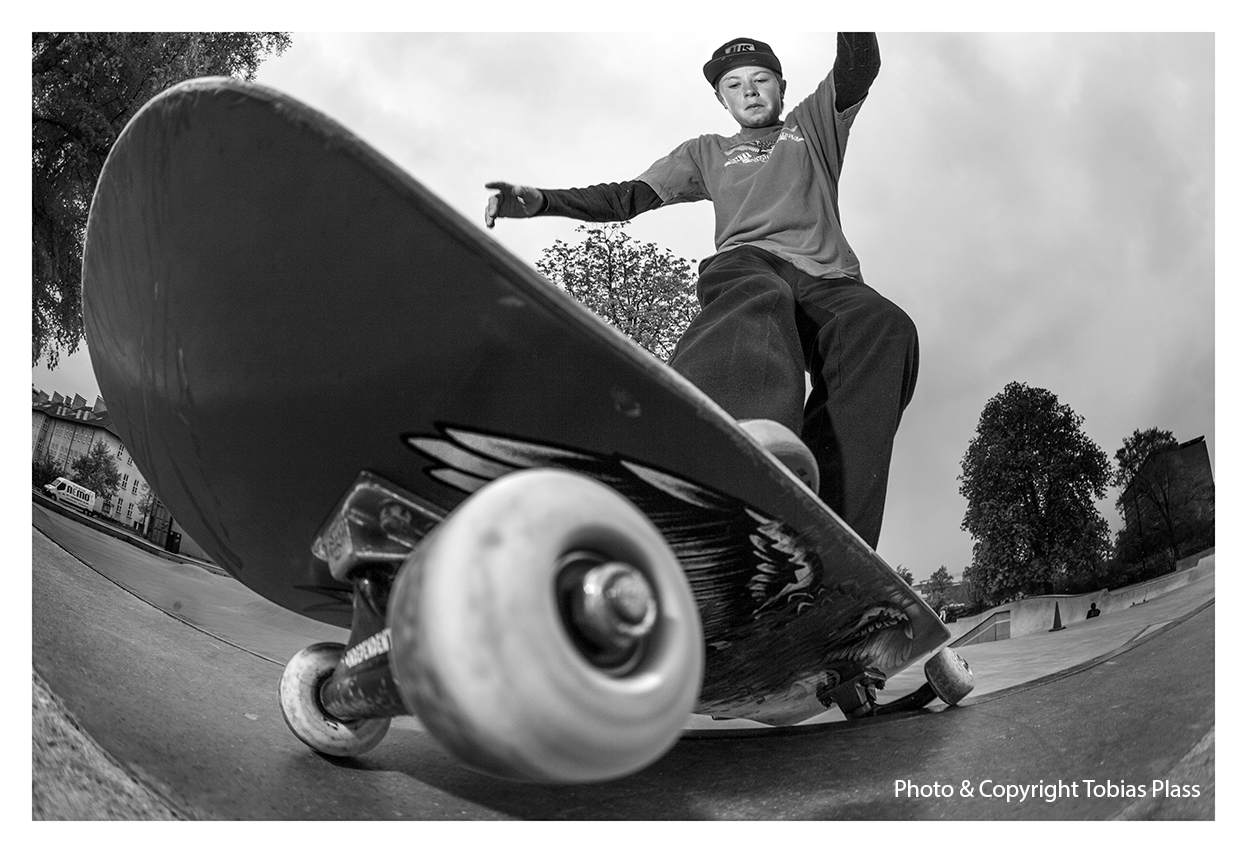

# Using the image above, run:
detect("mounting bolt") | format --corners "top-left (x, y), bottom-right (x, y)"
top-left (574, 562), bottom-right (658, 652)
top-left (379, 502), bottom-right (416, 537)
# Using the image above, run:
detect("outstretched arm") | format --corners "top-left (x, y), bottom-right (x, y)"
top-left (833, 33), bottom-right (880, 111)
top-left (485, 180), bottom-right (662, 228)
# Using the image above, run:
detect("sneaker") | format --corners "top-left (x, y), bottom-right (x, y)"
top-left (739, 419), bottom-right (820, 493)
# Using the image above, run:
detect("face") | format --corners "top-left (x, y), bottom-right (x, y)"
top-left (715, 65), bottom-right (786, 128)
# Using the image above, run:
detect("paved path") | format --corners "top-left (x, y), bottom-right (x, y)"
top-left (32, 508), bottom-right (1214, 819)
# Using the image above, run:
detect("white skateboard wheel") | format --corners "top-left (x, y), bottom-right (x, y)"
top-left (388, 469), bottom-right (703, 783)
top-left (740, 419), bottom-right (820, 492)
top-left (924, 647), bottom-right (974, 706)
top-left (279, 642), bottom-right (391, 756)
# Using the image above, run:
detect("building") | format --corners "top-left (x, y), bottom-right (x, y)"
top-left (32, 388), bottom-right (144, 521)
top-left (912, 578), bottom-right (970, 607)
top-left (32, 387), bottom-right (213, 562)
top-left (1118, 435), bottom-right (1215, 566)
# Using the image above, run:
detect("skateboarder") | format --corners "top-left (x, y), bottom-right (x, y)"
top-left (485, 33), bottom-right (916, 550)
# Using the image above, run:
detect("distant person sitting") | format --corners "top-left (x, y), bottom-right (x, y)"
top-left (1086, 602), bottom-right (1101, 619)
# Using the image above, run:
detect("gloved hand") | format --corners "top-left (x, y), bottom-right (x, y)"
top-left (484, 182), bottom-right (545, 228)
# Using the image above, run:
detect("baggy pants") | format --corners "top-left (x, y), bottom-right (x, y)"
top-left (669, 245), bottom-right (919, 550)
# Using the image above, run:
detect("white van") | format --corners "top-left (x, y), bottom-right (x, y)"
top-left (43, 477), bottom-right (97, 514)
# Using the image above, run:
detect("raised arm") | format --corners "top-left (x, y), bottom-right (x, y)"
top-left (833, 33), bottom-right (880, 112)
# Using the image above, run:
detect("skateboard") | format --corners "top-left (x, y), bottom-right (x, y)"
top-left (81, 78), bottom-right (972, 783)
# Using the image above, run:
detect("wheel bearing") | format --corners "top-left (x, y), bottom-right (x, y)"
top-left (558, 551), bottom-right (659, 674)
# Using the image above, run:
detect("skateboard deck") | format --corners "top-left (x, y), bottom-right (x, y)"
top-left (82, 78), bottom-right (952, 733)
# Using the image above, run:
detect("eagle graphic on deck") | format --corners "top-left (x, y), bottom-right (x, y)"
top-left (404, 424), bottom-right (916, 718)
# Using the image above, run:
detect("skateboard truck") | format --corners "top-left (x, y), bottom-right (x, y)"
top-left (281, 473), bottom-right (446, 746)
top-left (286, 473), bottom-right (446, 726)
top-left (315, 566), bottom-right (407, 722)
top-left (818, 649), bottom-right (975, 719)
top-left (311, 471), bottom-right (443, 582)
top-left (306, 474), bottom-right (667, 720)
top-left (280, 469), bottom-right (703, 781)
top-left (819, 666), bottom-right (889, 719)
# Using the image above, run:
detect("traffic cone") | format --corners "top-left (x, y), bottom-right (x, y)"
top-left (1049, 602), bottom-right (1065, 632)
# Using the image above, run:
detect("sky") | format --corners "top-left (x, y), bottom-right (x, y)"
top-left (29, 28), bottom-right (1220, 583)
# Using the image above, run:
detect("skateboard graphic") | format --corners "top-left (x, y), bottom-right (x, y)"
top-left (82, 78), bottom-right (973, 783)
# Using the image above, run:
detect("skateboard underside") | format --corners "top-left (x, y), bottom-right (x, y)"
top-left (82, 77), bottom-right (951, 730)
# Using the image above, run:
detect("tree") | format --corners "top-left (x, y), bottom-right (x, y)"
top-left (927, 566), bottom-right (954, 609)
top-left (958, 382), bottom-right (1111, 606)
top-left (537, 223), bottom-right (699, 361)
top-left (960, 566), bottom-right (989, 610)
top-left (895, 564), bottom-right (915, 586)
top-left (137, 484), bottom-right (158, 519)
top-left (33, 32), bottom-right (291, 368)
top-left (70, 440), bottom-right (121, 500)
top-left (1112, 428), bottom-right (1177, 492)
top-left (1112, 428), bottom-right (1214, 575)
top-left (136, 484), bottom-right (160, 533)
top-left (32, 455), bottom-right (67, 491)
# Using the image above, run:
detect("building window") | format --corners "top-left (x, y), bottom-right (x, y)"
top-left (126, 503), bottom-right (134, 520)
top-left (121, 474), bottom-right (129, 490)
top-left (132, 482), bottom-right (138, 495)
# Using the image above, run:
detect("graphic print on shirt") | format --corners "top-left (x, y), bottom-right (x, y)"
top-left (724, 127), bottom-right (805, 167)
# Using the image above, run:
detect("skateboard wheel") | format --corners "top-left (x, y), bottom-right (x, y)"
top-left (279, 642), bottom-right (391, 756)
top-left (739, 419), bottom-right (820, 492)
top-left (923, 647), bottom-right (974, 706)
top-left (388, 469), bottom-right (703, 783)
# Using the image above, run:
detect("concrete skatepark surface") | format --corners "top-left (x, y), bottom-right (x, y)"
top-left (32, 504), bottom-right (1214, 819)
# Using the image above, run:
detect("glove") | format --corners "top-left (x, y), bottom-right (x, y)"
top-left (484, 182), bottom-right (545, 228)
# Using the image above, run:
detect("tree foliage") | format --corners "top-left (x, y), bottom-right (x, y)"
top-left (32, 455), bottom-right (67, 490)
top-left (70, 440), bottom-right (121, 499)
top-left (33, 32), bottom-right (291, 368)
top-left (927, 566), bottom-right (954, 608)
top-left (894, 564), bottom-right (914, 586)
top-left (137, 484), bottom-right (158, 518)
top-left (537, 223), bottom-right (699, 361)
top-left (1111, 427), bottom-right (1178, 494)
top-left (958, 382), bottom-right (1111, 605)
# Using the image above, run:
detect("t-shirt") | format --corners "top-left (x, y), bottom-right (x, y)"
top-left (636, 72), bottom-right (865, 280)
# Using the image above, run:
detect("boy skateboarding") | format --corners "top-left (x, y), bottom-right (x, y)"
top-left (83, 59), bottom-right (973, 785)
top-left (485, 34), bottom-right (916, 551)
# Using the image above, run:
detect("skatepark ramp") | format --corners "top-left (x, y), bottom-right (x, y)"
top-left (949, 552), bottom-right (1215, 648)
